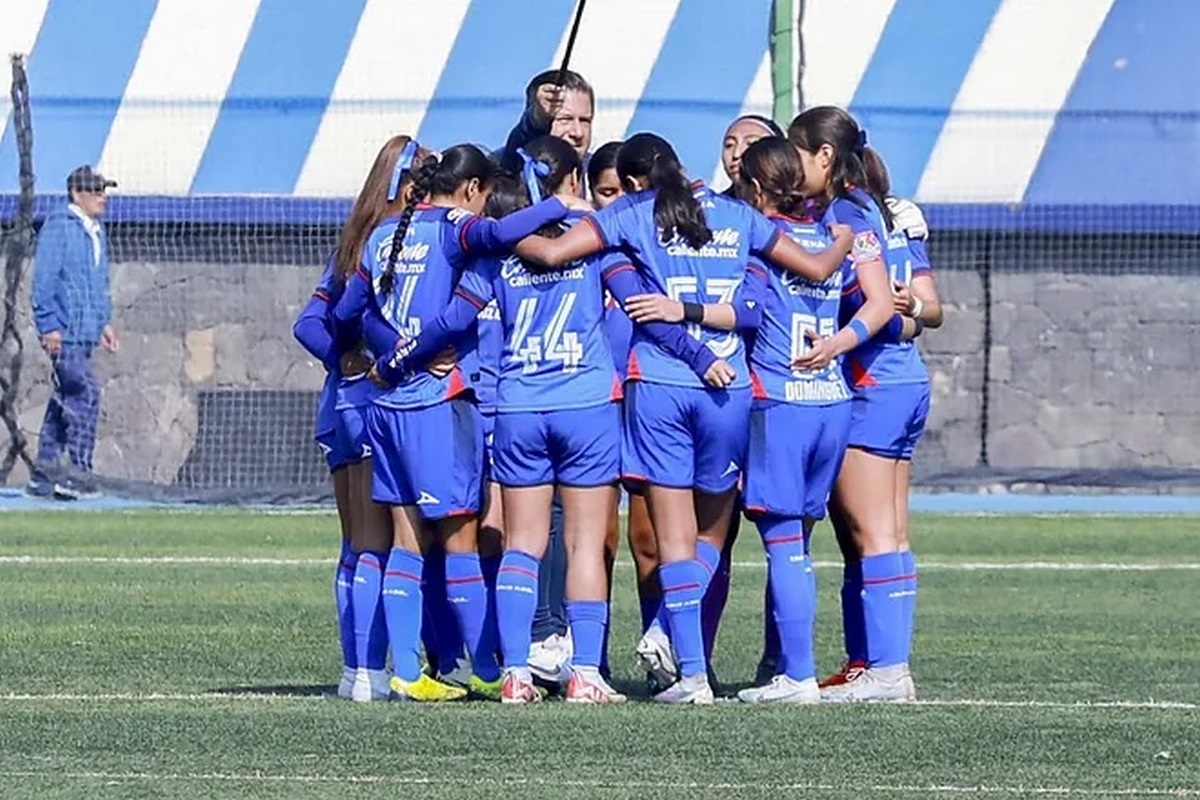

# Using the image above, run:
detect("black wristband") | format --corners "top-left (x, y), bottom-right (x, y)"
top-left (682, 302), bottom-right (704, 324)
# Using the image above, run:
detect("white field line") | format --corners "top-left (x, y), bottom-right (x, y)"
top-left (1, 555), bottom-right (1199, 572)
top-left (0, 693), bottom-right (1196, 711)
top-left (0, 769), bottom-right (1195, 796)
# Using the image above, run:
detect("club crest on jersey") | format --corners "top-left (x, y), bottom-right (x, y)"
top-left (664, 226), bottom-right (740, 258)
top-left (852, 230), bottom-right (882, 262)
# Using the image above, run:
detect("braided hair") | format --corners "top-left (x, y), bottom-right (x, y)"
top-left (378, 144), bottom-right (495, 296)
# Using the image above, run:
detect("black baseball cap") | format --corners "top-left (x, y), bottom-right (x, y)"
top-left (66, 165), bottom-right (117, 192)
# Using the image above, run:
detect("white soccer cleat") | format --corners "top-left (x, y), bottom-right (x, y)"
top-left (500, 667), bottom-right (544, 704)
top-left (529, 632), bottom-right (572, 685)
top-left (651, 673), bottom-right (714, 705)
top-left (635, 622), bottom-right (678, 690)
top-left (819, 664), bottom-right (914, 703)
top-left (737, 674), bottom-right (820, 704)
top-left (337, 666), bottom-right (356, 699)
top-left (349, 667), bottom-right (391, 703)
top-left (566, 667), bottom-right (628, 704)
top-left (435, 656), bottom-right (473, 689)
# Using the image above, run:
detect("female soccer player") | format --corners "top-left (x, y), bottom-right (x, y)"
top-left (514, 132), bottom-right (852, 703)
top-left (293, 251), bottom-right (362, 699)
top-left (376, 137), bottom-right (721, 703)
top-left (334, 143), bottom-right (575, 702)
top-left (295, 135), bottom-right (433, 702)
top-left (788, 106), bottom-right (926, 702)
top-left (730, 137), bottom-right (895, 703)
top-left (857, 145), bottom-right (944, 693)
top-left (720, 114), bottom-right (784, 191)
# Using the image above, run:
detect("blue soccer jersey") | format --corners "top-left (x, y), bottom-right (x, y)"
top-left (474, 299), bottom-right (501, 414)
top-left (456, 248), bottom-right (618, 413)
top-left (585, 183), bottom-right (782, 390)
top-left (748, 214), bottom-right (852, 406)
top-left (833, 195), bottom-right (930, 389)
top-left (361, 206), bottom-right (482, 410)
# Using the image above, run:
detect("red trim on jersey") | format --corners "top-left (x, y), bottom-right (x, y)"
top-left (610, 375), bottom-right (624, 402)
top-left (355, 264), bottom-right (371, 282)
top-left (580, 215), bottom-right (608, 249)
top-left (414, 202), bottom-right (436, 210)
top-left (313, 289), bottom-right (332, 302)
top-left (444, 366), bottom-right (469, 399)
top-left (458, 215), bottom-right (479, 252)
top-left (750, 370), bottom-right (768, 401)
top-left (769, 212), bottom-right (816, 224)
top-left (445, 508), bottom-right (477, 519)
top-left (846, 357), bottom-right (878, 388)
top-left (453, 287), bottom-right (487, 310)
top-left (745, 261), bottom-right (769, 282)
top-left (742, 503), bottom-right (769, 518)
top-left (625, 351), bottom-right (643, 381)
top-left (601, 261), bottom-right (636, 281)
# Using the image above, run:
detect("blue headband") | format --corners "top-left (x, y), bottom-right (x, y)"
top-left (517, 147), bottom-right (552, 204)
top-left (856, 129), bottom-right (868, 153)
top-left (387, 139), bottom-right (420, 201)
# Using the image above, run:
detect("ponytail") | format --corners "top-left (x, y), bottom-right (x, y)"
top-left (618, 132), bottom-right (710, 250)
top-left (790, 106), bottom-right (891, 229)
top-left (379, 155), bottom-right (438, 296)
top-left (649, 157), bottom-right (711, 249)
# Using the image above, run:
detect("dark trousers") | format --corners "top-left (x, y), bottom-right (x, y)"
top-left (35, 345), bottom-right (101, 475)
top-left (531, 490), bottom-right (568, 640)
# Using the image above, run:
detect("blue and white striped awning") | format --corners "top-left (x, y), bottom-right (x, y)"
top-left (0, 0), bottom-right (1196, 218)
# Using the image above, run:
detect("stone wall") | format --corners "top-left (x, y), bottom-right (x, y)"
top-left (3, 240), bottom-right (1198, 490)
top-left (6, 259), bottom-right (327, 486)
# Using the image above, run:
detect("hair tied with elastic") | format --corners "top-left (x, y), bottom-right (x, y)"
top-left (386, 139), bottom-right (420, 202)
top-left (516, 147), bottom-right (551, 203)
top-left (856, 129), bottom-right (868, 154)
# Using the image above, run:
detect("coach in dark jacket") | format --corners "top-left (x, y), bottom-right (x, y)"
top-left (27, 166), bottom-right (120, 500)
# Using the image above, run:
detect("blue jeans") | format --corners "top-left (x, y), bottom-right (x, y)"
top-left (35, 345), bottom-right (100, 475)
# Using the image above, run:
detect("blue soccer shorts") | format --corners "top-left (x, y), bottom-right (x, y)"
top-left (847, 382), bottom-right (931, 460)
top-left (743, 400), bottom-right (851, 519)
top-left (622, 382), bottom-right (751, 494)
top-left (367, 399), bottom-right (483, 519)
top-left (493, 402), bottom-right (620, 488)
top-left (480, 409), bottom-right (497, 485)
top-left (324, 404), bottom-right (371, 470)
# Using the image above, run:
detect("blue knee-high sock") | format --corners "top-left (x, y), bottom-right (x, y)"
top-left (496, 550), bottom-right (540, 669)
top-left (758, 516), bottom-right (816, 682)
top-left (659, 559), bottom-right (707, 679)
top-left (697, 539), bottom-right (725, 662)
top-left (480, 554), bottom-right (502, 673)
top-left (900, 549), bottom-right (917, 662)
top-left (422, 547), bottom-right (463, 672)
top-left (566, 600), bottom-right (607, 669)
top-left (336, 541), bottom-right (358, 671)
top-left (862, 552), bottom-right (907, 668)
top-left (382, 548), bottom-right (424, 682)
top-left (446, 553), bottom-right (499, 681)
top-left (352, 551), bottom-right (389, 671)
top-left (841, 561), bottom-right (868, 664)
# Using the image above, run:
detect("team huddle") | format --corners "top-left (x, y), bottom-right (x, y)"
top-left (292, 69), bottom-right (943, 705)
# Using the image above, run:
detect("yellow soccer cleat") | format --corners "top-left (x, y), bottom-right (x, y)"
top-left (390, 673), bottom-right (468, 702)
top-left (468, 674), bottom-right (504, 702)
